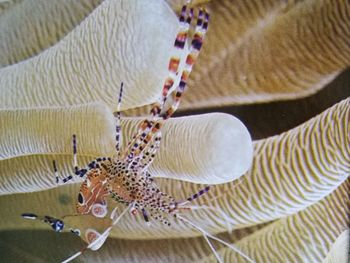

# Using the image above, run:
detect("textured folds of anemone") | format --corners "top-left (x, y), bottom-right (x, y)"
top-left (0, 0), bottom-right (104, 66)
top-left (0, 0), bottom-right (349, 262)
top-left (0, 0), bottom-right (187, 111)
top-left (201, 178), bottom-right (350, 262)
top-left (180, 0), bottom-right (350, 109)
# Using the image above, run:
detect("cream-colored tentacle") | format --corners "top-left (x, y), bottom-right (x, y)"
top-left (200, 178), bottom-right (350, 262)
top-left (0, 105), bottom-right (252, 194)
top-left (0, 0), bottom-right (184, 111)
top-left (0, 0), bottom-right (103, 66)
top-left (323, 229), bottom-right (349, 263)
top-left (180, 0), bottom-right (350, 109)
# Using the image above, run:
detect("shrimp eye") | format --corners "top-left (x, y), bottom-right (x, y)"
top-left (78, 192), bottom-right (84, 204)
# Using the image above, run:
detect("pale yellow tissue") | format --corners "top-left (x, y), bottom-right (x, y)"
top-left (181, 0), bottom-right (350, 109)
top-left (0, 0), bottom-right (104, 66)
top-left (323, 229), bottom-right (350, 263)
top-left (201, 178), bottom-right (350, 262)
top-left (0, 0), bottom-right (184, 111)
top-left (0, 103), bottom-right (116, 160)
top-left (0, 106), bottom-right (252, 195)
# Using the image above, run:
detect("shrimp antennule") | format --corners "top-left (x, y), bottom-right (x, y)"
top-left (176, 215), bottom-right (255, 263)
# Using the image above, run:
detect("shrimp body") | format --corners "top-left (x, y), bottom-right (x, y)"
top-left (76, 156), bottom-right (178, 224)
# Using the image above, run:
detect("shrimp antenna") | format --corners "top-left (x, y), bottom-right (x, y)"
top-left (181, 204), bottom-right (235, 234)
top-left (176, 215), bottom-right (255, 263)
top-left (115, 82), bottom-right (123, 155)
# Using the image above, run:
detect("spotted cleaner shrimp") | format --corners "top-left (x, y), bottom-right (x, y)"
top-left (22, 4), bottom-right (254, 263)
